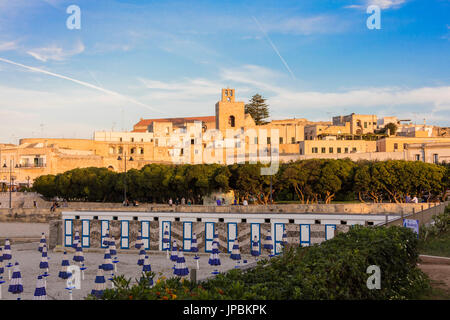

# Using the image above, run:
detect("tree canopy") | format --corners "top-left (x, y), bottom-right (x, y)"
top-left (244, 93), bottom-right (270, 125)
top-left (31, 160), bottom-right (449, 204)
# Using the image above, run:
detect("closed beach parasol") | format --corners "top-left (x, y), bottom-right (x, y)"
top-left (109, 237), bottom-right (117, 256)
top-left (91, 266), bottom-right (106, 299)
top-left (58, 251), bottom-right (71, 280)
top-left (0, 248), bottom-right (4, 276)
top-left (102, 230), bottom-right (110, 248)
top-left (174, 250), bottom-right (189, 277)
top-left (230, 238), bottom-right (241, 268)
top-left (33, 275), bottom-right (47, 300)
top-left (251, 236), bottom-right (260, 258)
top-left (135, 231), bottom-right (143, 250)
top-left (38, 233), bottom-right (46, 252)
top-left (0, 248), bottom-right (4, 299)
top-left (208, 242), bottom-right (221, 267)
top-left (73, 241), bottom-right (85, 265)
top-left (162, 226), bottom-right (170, 259)
top-left (39, 245), bottom-right (50, 288)
top-left (137, 248), bottom-right (146, 266)
top-left (2, 239), bottom-right (12, 280)
top-left (8, 262), bottom-right (23, 300)
top-left (141, 255), bottom-right (153, 287)
top-left (264, 229), bottom-right (274, 257)
top-left (191, 232), bottom-right (198, 253)
top-left (72, 230), bottom-right (80, 249)
top-left (101, 247), bottom-right (114, 272)
top-left (170, 240), bottom-right (178, 262)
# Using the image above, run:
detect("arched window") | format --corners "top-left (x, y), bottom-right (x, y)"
top-left (228, 115), bottom-right (235, 127)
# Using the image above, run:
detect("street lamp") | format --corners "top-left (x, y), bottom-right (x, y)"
top-left (117, 153), bottom-right (133, 205)
top-left (3, 160), bottom-right (17, 209)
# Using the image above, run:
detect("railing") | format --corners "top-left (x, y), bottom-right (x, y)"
top-left (377, 201), bottom-right (449, 227)
top-left (15, 163), bottom-right (47, 168)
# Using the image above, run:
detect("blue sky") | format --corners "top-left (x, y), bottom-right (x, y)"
top-left (0, 0), bottom-right (449, 143)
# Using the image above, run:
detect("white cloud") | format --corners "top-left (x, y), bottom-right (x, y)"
top-left (0, 41), bottom-right (18, 51)
top-left (27, 40), bottom-right (85, 62)
top-left (368, 0), bottom-right (407, 9)
top-left (346, 0), bottom-right (407, 10)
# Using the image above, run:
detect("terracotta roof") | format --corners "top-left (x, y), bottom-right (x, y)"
top-left (133, 116), bottom-right (216, 129)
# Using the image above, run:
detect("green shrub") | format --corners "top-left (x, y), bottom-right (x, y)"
top-left (89, 225), bottom-right (430, 300)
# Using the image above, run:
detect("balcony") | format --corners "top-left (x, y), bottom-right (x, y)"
top-left (17, 163), bottom-right (47, 168)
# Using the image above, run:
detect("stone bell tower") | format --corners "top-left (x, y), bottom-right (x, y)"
top-left (215, 88), bottom-right (245, 133)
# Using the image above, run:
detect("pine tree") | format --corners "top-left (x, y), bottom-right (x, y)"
top-left (245, 94), bottom-right (270, 125)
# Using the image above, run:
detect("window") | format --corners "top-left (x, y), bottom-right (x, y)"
top-left (321, 147), bottom-right (326, 153)
top-left (267, 137), bottom-right (271, 145)
top-left (394, 143), bottom-right (398, 150)
top-left (300, 148), bottom-right (303, 155)
top-left (364, 122), bottom-right (367, 128)
top-left (191, 139), bottom-right (195, 145)
top-left (140, 148), bottom-right (144, 155)
top-left (433, 154), bottom-right (439, 164)
top-left (228, 115), bottom-right (235, 127)
top-left (130, 148), bottom-right (135, 154)
top-left (291, 137), bottom-right (295, 144)
top-left (415, 154), bottom-right (420, 161)
top-left (180, 149), bottom-right (184, 155)
top-left (279, 137), bottom-right (283, 144)
top-left (352, 147), bottom-right (357, 153)
top-left (119, 137), bottom-right (122, 142)
top-left (131, 138), bottom-right (134, 142)
top-left (329, 147), bottom-right (334, 153)
top-left (344, 147), bottom-right (349, 153)
top-left (312, 147), bottom-right (318, 153)
top-left (254, 137), bottom-right (258, 144)
top-left (337, 147), bottom-right (341, 153)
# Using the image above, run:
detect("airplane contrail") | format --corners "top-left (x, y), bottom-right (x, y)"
top-left (252, 16), bottom-right (296, 80)
top-left (0, 57), bottom-right (162, 113)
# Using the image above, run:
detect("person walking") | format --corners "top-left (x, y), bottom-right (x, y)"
top-left (169, 198), bottom-right (173, 207)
